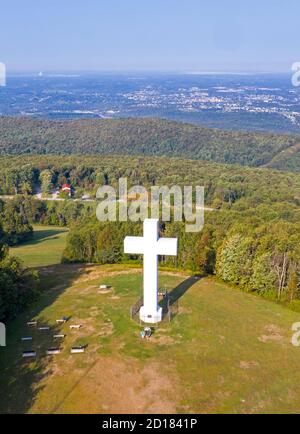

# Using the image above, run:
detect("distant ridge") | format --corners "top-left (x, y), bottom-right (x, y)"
top-left (263, 141), bottom-right (300, 171)
top-left (0, 117), bottom-right (299, 171)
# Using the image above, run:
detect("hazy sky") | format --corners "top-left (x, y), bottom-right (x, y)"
top-left (1, 0), bottom-right (299, 72)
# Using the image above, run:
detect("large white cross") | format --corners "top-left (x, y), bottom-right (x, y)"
top-left (124, 219), bottom-right (177, 323)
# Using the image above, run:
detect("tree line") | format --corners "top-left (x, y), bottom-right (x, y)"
top-left (0, 155), bottom-right (299, 208)
top-left (0, 197), bottom-right (39, 321)
top-left (0, 117), bottom-right (299, 171)
top-left (62, 210), bottom-right (300, 308)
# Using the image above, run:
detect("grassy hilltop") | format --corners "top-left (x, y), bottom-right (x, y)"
top-left (10, 225), bottom-right (68, 268)
top-left (1, 263), bottom-right (300, 414)
top-left (2, 230), bottom-right (300, 414)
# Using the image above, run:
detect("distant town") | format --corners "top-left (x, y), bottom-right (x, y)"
top-left (1, 73), bottom-right (300, 133)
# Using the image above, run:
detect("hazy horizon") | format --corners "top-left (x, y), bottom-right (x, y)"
top-left (6, 70), bottom-right (294, 76)
top-left (1, 0), bottom-right (299, 73)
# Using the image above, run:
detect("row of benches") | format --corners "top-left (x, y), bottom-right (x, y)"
top-left (22, 346), bottom-right (86, 358)
top-left (23, 319), bottom-right (85, 358)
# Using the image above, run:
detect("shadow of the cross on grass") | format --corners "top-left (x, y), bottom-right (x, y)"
top-left (168, 275), bottom-right (201, 305)
top-left (158, 274), bottom-right (201, 320)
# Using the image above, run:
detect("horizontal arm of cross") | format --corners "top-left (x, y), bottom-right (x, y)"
top-left (124, 236), bottom-right (145, 254)
top-left (156, 238), bottom-right (177, 256)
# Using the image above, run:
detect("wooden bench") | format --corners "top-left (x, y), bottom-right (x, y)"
top-left (46, 348), bottom-right (61, 355)
top-left (71, 346), bottom-right (85, 354)
top-left (56, 316), bottom-right (69, 324)
top-left (22, 350), bottom-right (36, 358)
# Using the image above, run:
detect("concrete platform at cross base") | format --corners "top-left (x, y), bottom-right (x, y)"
top-left (139, 306), bottom-right (162, 324)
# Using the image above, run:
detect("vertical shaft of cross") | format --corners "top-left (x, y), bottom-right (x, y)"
top-left (143, 219), bottom-right (159, 316)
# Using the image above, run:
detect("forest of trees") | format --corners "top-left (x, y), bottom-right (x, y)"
top-left (0, 153), bottom-right (298, 309)
top-left (0, 195), bottom-right (95, 228)
top-left (0, 216), bottom-right (38, 322)
top-left (0, 117), bottom-right (299, 171)
top-left (0, 248), bottom-right (38, 322)
top-left (0, 198), bottom-right (33, 245)
top-left (0, 155), bottom-right (300, 206)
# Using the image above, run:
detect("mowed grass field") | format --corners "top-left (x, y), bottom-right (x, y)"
top-left (1, 262), bottom-right (300, 413)
top-left (10, 225), bottom-right (69, 267)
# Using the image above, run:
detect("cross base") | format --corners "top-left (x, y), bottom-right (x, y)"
top-left (139, 306), bottom-right (162, 324)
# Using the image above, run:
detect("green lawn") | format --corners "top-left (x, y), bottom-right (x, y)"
top-left (1, 264), bottom-right (300, 414)
top-left (10, 225), bottom-right (68, 267)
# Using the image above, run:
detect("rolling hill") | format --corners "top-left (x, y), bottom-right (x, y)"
top-left (0, 117), bottom-right (299, 171)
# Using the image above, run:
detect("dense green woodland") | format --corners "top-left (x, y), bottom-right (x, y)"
top-left (1, 155), bottom-right (300, 207)
top-left (0, 117), bottom-right (299, 171)
top-left (0, 154), bottom-right (299, 313)
top-left (0, 198), bottom-right (38, 322)
top-left (0, 233), bottom-right (38, 322)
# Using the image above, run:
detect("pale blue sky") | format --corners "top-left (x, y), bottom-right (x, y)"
top-left (1, 0), bottom-right (299, 72)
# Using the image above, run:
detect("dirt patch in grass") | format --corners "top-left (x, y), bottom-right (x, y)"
top-left (152, 335), bottom-right (176, 346)
top-left (54, 356), bottom-right (178, 414)
top-left (73, 266), bottom-right (141, 285)
top-left (89, 307), bottom-right (101, 317)
top-left (98, 323), bottom-right (114, 337)
top-left (81, 285), bottom-right (98, 294)
top-left (258, 324), bottom-right (284, 343)
top-left (98, 288), bottom-right (113, 294)
top-left (159, 270), bottom-right (190, 278)
top-left (239, 361), bottom-right (259, 369)
top-left (67, 318), bottom-right (96, 337)
top-left (139, 361), bottom-right (178, 413)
